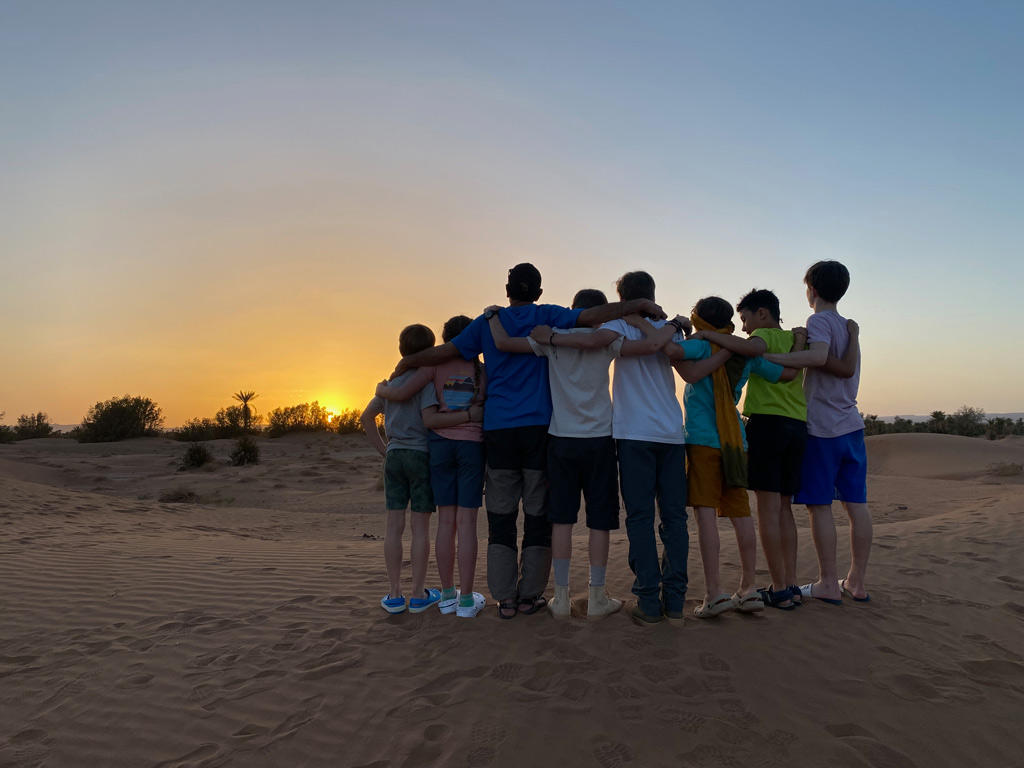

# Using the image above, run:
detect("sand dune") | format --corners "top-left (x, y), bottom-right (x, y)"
top-left (1, 433), bottom-right (1023, 767)
top-left (867, 433), bottom-right (1024, 481)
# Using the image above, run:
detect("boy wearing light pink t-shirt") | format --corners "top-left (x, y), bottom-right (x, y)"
top-left (764, 261), bottom-right (872, 605)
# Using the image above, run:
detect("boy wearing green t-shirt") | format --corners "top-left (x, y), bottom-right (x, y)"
top-left (695, 289), bottom-right (858, 609)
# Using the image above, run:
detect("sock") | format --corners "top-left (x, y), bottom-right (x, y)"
top-left (590, 565), bottom-right (607, 587)
top-left (459, 593), bottom-right (475, 608)
top-left (441, 586), bottom-right (457, 601)
top-left (554, 558), bottom-right (571, 587)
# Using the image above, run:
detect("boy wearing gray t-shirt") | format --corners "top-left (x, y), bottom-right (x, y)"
top-left (764, 261), bottom-right (872, 605)
top-left (362, 324), bottom-right (442, 616)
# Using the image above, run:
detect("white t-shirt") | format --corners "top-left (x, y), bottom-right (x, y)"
top-left (601, 318), bottom-right (685, 444)
top-left (528, 329), bottom-right (623, 438)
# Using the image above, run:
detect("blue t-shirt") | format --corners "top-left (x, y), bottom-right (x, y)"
top-left (452, 304), bottom-right (582, 431)
top-left (677, 339), bottom-right (783, 449)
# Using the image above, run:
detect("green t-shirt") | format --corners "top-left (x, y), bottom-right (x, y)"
top-left (742, 328), bottom-right (807, 421)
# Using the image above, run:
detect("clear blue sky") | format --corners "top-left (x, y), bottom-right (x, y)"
top-left (2, 1), bottom-right (1021, 424)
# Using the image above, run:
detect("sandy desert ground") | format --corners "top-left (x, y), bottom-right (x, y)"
top-left (1, 432), bottom-right (1023, 768)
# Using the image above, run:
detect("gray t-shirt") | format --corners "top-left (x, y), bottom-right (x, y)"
top-left (368, 370), bottom-right (435, 452)
top-left (528, 328), bottom-right (623, 438)
top-left (804, 310), bottom-right (864, 438)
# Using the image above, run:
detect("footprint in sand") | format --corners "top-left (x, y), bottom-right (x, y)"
top-left (698, 652), bottom-right (730, 672)
top-left (489, 662), bottom-right (525, 682)
top-left (593, 740), bottom-right (634, 768)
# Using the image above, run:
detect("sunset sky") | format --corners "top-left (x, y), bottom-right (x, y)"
top-left (3, 1), bottom-right (1022, 427)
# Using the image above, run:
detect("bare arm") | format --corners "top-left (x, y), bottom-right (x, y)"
top-left (820, 320), bottom-right (859, 379)
top-left (361, 400), bottom-right (387, 457)
top-left (778, 367), bottom-right (801, 382)
top-left (619, 314), bottom-right (680, 357)
top-left (421, 403), bottom-right (484, 430)
top-left (693, 329), bottom-right (768, 357)
top-left (392, 342), bottom-right (460, 379)
top-left (576, 298), bottom-right (667, 327)
top-left (531, 325), bottom-right (620, 350)
top-left (488, 312), bottom-right (534, 354)
top-left (764, 341), bottom-right (829, 369)
top-left (790, 326), bottom-right (807, 352)
top-left (375, 368), bottom-right (434, 401)
top-left (672, 349), bottom-right (732, 383)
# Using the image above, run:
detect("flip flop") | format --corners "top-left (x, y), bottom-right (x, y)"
top-left (757, 586), bottom-right (796, 611)
top-left (731, 592), bottom-right (765, 613)
top-left (408, 588), bottom-right (442, 613)
top-left (380, 594), bottom-right (407, 614)
top-left (799, 583), bottom-right (842, 606)
top-left (457, 592), bottom-right (486, 618)
top-left (694, 592), bottom-right (735, 619)
top-left (840, 579), bottom-right (871, 603)
top-left (518, 595), bottom-right (548, 615)
top-left (497, 598), bottom-right (518, 620)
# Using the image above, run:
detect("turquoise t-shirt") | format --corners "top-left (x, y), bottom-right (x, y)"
top-left (677, 339), bottom-right (784, 449)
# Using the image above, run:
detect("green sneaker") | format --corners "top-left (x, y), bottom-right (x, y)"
top-left (661, 606), bottom-right (685, 624)
top-left (630, 602), bottom-right (663, 627)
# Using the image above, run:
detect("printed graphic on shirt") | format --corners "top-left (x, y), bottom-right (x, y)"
top-left (441, 374), bottom-right (476, 411)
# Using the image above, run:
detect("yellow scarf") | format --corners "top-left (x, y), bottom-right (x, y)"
top-left (690, 312), bottom-right (748, 488)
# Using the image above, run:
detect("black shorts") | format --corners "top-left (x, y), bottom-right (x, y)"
top-left (746, 414), bottom-right (807, 496)
top-left (547, 435), bottom-right (620, 530)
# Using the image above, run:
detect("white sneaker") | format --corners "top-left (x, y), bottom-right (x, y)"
top-left (587, 585), bottom-right (623, 620)
top-left (456, 592), bottom-right (486, 618)
top-left (438, 591), bottom-right (460, 615)
top-left (549, 584), bottom-right (571, 620)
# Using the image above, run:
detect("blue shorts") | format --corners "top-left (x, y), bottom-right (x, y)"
top-left (794, 430), bottom-right (867, 506)
top-left (428, 433), bottom-right (485, 508)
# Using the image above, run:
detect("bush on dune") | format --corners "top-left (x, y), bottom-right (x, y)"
top-left (229, 436), bottom-right (261, 466)
top-left (77, 395), bottom-right (164, 443)
top-left (0, 412), bottom-right (15, 444)
top-left (179, 442), bottom-right (214, 470)
top-left (15, 412), bottom-right (55, 440)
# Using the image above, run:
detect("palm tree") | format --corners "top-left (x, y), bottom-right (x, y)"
top-left (929, 410), bottom-right (947, 434)
top-left (233, 390), bottom-right (259, 432)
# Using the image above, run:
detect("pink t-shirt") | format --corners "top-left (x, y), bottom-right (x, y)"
top-left (421, 359), bottom-right (487, 442)
top-left (804, 311), bottom-right (864, 438)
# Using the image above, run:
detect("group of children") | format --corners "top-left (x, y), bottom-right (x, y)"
top-left (362, 260), bottom-right (871, 625)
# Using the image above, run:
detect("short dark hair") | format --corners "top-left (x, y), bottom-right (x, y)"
top-left (441, 315), bottom-right (472, 343)
top-left (616, 271), bottom-right (655, 302)
top-left (399, 324), bottom-right (435, 356)
top-left (693, 296), bottom-right (734, 329)
top-left (804, 261), bottom-right (850, 303)
top-left (571, 288), bottom-right (608, 310)
top-left (506, 263), bottom-right (542, 302)
top-left (736, 289), bottom-right (781, 322)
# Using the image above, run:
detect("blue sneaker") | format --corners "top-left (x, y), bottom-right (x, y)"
top-left (408, 588), bottom-right (442, 614)
top-left (381, 594), bottom-right (407, 614)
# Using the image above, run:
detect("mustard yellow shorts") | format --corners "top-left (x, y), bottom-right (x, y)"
top-left (686, 444), bottom-right (750, 518)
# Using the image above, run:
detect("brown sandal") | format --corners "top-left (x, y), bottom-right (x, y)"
top-left (498, 599), bottom-right (518, 620)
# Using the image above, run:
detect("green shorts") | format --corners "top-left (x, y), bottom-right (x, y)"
top-left (384, 449), bottom-right (435, 513)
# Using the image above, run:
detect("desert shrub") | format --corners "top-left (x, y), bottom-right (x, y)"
top-left (230, 435), bottom-right (261, 466)
top-left (0, 412), bottom-right (14, 444)
top-left (172, 418), bottom-right (217, 442)
top-left (15, 412), bottom-right (54, 440)
top-left (266, 401), bottom-right (332, 437)
top-left (180, 442), bottom-right (214, 470)
top-left (78, 395), bottom-right (164, 443)
top-left (159, 486), bottom-right (201, 503)
top-left (332, 408), bottom-right (365, 435)
top-left (987, 461), bottom-right (1023, 477)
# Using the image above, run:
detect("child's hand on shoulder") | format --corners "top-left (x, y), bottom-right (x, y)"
top-left (623, 313), bottom-right (645, 328)
top-left (484, 304), bottom-right (502, 315)
top-left (375, 380), bottom-right (390, 397)
top-left (530, 325), bottom-right (554, 344)
top-left (846, 319), bottom-right (859, 336)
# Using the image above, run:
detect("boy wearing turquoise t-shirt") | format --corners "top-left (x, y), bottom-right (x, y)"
top-left (667, 296), bottom-right (793, 619)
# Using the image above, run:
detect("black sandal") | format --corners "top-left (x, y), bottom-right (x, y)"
top-left (517, 594), bottom-right (548, 615)
top-left (498, 599), bottom-right (518, 620)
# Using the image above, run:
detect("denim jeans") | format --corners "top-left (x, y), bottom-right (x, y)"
top-left (617, 439), bottom-right (689, 616)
